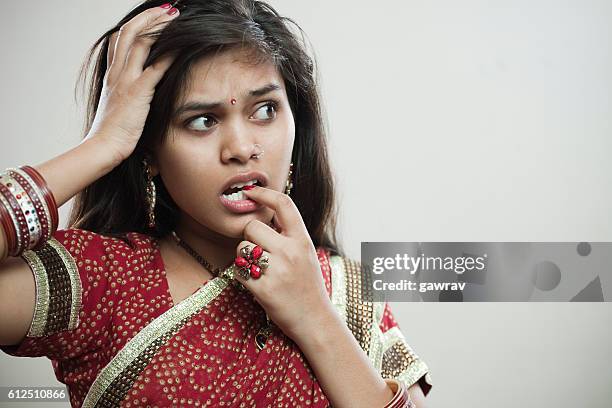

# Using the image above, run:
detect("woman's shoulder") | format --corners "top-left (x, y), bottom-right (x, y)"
top-left (27, 228), bottom-right (163, 290)
top-left (49, 228), bottom-right (158, 260)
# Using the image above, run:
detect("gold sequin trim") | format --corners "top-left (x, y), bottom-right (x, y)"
top-left (20, 238), bottom-right (81, 337)
top-left (21, 250), bottom-right (49, 337)
top-left (381, 327), bottom-right (431, 389)
top-left (329, 255), bottom-right (433, 391)
top-left (343, 256), bottom-right (374, 355)
top-left (328, 256), bottom-right (375, 355)
top-left (48, 239), bottom-right (81, 330)
top-left (329, 255), bottom-right (347, 322)
top-left (82, 275), bottom-right (232, 408)
top-left (369, 300), bottom-right (386, 370)
top-left (396, 359), bottom-right (430, 390)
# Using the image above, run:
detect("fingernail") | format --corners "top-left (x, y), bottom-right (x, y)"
top-left (159, 3), bottom-right (172, 9)
top-left (243, 185), bottom-right (255, 191)
top-left (167, 7), bottom-right (179, 15)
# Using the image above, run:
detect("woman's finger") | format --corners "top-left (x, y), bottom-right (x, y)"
top-left (138, 52), bottom-right (177, 91)
top-left (242, 219), bottom-right (283, 254)
top-left (106, 5), bottom-right (177, 86)
top-left (242, 186), bottom-right (307, 238)
top-left (106, 31), bottom-right (120, 71)
top-left (123, 16), bottom-right (177, 80)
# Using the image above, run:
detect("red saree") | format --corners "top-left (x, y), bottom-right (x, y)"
top-left (1, 228), bottom-right (432, 407)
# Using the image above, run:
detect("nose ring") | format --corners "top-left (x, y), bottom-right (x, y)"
top-left (251, 144), bottom-right (264, 159)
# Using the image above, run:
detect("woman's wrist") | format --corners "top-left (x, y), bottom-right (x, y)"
top-left (0, 131), bottom-right (129, 259)
top-left (383, 378), bottom-right (415, 408)
top-left (82, 132), bottom-right (131, 174)
top-left (287, 300), bottom-right (342, 352)
top-left (35, 133), bottom-right (127, 209)
top-left (0, 166), bottom-right (59, 257)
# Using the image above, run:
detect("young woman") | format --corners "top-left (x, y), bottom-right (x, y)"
top-left (0, 1), bottom-right (432, 406)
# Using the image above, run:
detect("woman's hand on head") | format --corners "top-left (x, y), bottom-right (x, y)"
top-left (87, 4), bottom-right (180, 165)
top-left (231, 186), bottom-right (338, 345)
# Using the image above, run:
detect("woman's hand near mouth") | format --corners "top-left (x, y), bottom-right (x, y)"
top-left (232, 185), bottom-right (334, 343)
top-left (234, 186), bottom-right (405, 408)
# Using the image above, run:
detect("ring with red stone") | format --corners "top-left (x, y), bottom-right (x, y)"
top-left (234, 244), bottom-right (269, 280)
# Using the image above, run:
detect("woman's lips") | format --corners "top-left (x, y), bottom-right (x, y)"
top-left (219, 192), bottom-right (261, 214)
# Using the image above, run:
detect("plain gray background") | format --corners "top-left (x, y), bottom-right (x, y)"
top-left (1, 1), bottom-right (611, 407)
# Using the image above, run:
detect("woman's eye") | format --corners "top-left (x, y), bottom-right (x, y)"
top-left (252, 102), bottom-right (277, 121)
top-left (186, 115), bottom-right (217, 132)
top-left (185, 102), bottom-right (277, 132)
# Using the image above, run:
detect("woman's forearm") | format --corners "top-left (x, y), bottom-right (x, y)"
top-left (35, 135), bottom-right (122, 208)
top-left (0, 134), bottom-right (121, 261)
top-left (292, 304), bottom-right (396, 408)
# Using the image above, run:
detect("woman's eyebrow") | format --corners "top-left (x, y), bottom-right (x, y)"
top-left (173, 83), bottom-right (282, 117)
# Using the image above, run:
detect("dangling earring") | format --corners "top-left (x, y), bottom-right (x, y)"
top-left (284, 162), bottom-right (294, 196)
top-left (142, 158), bottom-right (156, 229)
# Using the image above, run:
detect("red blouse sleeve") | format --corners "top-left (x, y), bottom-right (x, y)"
top-left (318, 248), bottom-right (433, 397)
top-left (379, 301), bottom-right (433, 397)
top-left (0, 228), bottom-right (115, 361)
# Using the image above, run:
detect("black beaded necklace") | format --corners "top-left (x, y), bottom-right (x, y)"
top-left (169, 231), bottom-right (273, 350)
top-left (170, 231), bottom-right (233, 278)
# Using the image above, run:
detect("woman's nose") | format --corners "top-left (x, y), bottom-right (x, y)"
top-left (220, 124), bottom-right (258, 164)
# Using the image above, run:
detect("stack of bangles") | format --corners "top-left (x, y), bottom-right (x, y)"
top-left (0, 166), bottom-right (58, 257)
top-left (383, 378), bottom-right (415, 408)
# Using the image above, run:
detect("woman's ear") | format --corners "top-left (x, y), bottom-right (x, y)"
top-left (150, 161), bottom-right (160, 177)
top-left (144, 153), bottom-right (159, 177)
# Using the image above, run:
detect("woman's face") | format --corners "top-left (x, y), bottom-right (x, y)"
top-left (154, 48), bottom-right (295, 239)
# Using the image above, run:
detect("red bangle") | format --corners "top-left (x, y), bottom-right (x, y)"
top-left (383, 378), bottom-right (414, 408)
top-left (0, 181), bottom-right (30, 256)
top-left (0, 198), bottom-right (17, 256)
top-left (8, 169), bottom-right (51, 244)
top-left (0, 166), bottom-right (59, 256)
top-left (21, 165), bottom-right (58, 232)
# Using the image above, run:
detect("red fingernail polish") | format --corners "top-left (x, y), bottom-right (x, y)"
top-left (167, 7), bottom-right (179, 15)
top-left (243, 185), bottom-right (255, 191)
top-left (160, 3), bottom-right (172, 9)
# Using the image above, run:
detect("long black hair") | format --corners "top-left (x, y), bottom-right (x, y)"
top-left (69, 0), bottom-right (343, 257)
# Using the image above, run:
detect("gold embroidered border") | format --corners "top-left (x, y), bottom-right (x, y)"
top-left (82, 275), bottom-right (232, 408)
top-left (328, 255), bottom-right (433, 391)
top-left (20, 238), bottom-right (81, 337)
top-left (328, 256), bottom-right (376, 356)
top-left (381, 327), bottom-right (431, 389)
top-left (329, 255), bottom-right (347, 322)
top-left (343, 256), bottom-right (374, 355)
top-left (368, 299), bottom-right (386, 371)
top-left (48, 239), bottom-right (81, 330)
top-left (382, 326), bottom-right (406, 352)
top-left (21, 250), bottom-right (49, 337)
top-left (396, 359), bottom-right (430, 390)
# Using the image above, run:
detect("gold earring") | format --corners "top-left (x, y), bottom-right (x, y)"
top-left (143, 158), bottom-right (156, 229)
top-left (284, 162), bottom-right (294, 196)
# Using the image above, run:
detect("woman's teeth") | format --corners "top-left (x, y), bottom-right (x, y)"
top-left (222, 179), bottom-right (259, 199)
top-left (222, 190), bottom-right (247, 201)
top-left (229, 179), bottom-right (258, 190)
